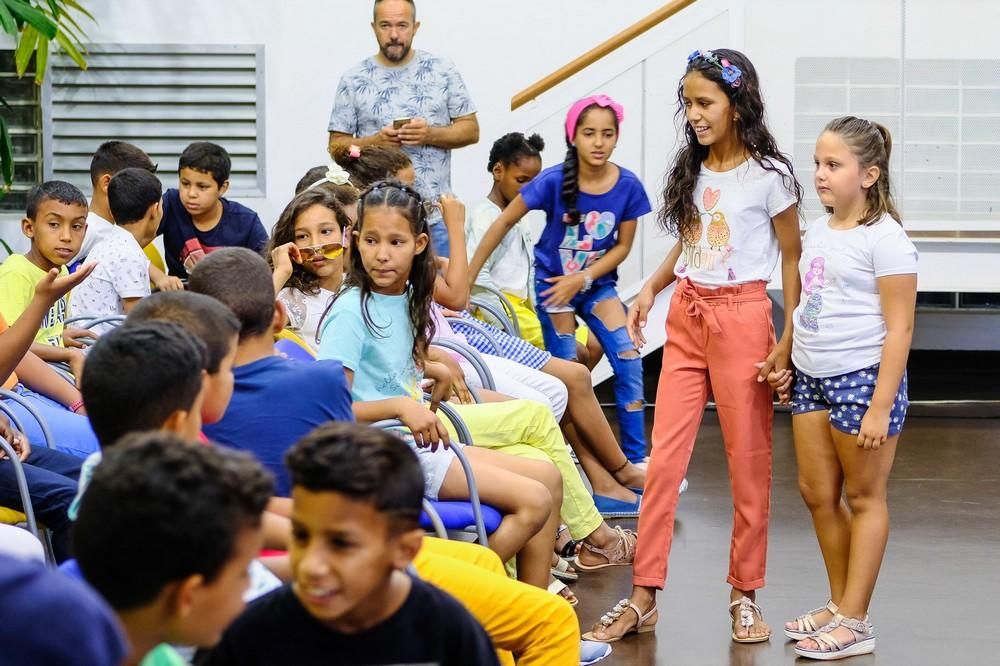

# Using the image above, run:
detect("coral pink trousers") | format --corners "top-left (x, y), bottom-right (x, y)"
top-left (634, 278), bottom-right (775, 590)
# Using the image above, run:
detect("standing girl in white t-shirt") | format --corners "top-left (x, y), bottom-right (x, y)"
top-left (777, 117), bottom-right (917, 660)
top-left (585, 48), bottom-right (803, 644)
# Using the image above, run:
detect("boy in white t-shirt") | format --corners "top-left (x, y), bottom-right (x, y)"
top-left (70, 168), bottom-right (163, 320)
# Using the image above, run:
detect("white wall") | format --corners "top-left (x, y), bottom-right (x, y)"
top-left (30, 0), bottom-right (672, 229)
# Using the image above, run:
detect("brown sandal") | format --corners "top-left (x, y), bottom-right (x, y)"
top-left (576, 526), bottom-right (637, 571)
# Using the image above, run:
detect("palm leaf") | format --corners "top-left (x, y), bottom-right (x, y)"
top-left (54, 28), bottom-right (86, 69)
top-left (0, 116), bottom-right (13, 187)
top-left (45, 0), bottom-right (59, 18)
top-left (34, 34), bottom-right (48, 83)
top-left (5, 0), bottom-right (58, 38)
top-left (14, 24), bottom-right (38, 76)
top-left (0, 2), bottom-right (17, 34)
top-left (0, 238), bottom-right (13, 257)
top-left (59, 0), bottom-right (94, 22)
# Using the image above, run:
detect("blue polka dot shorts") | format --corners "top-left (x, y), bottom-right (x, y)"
top-left (792, 365), bottom-right (909, 436)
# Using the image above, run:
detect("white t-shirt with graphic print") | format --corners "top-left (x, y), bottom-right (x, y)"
top-left (69, 224), bottom-right (150, 319)
top-left (791, 213), bottom-right (918, 377)
top-left (673, 159), bottom-right (798, 287)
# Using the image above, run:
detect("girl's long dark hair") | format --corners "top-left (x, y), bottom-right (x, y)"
top-left (660, 48), bottom-right (803, 238)
top-left (341, 179), bottom-right (436, 367)
top-left (562, 106), bottom-right (619, 224)
top-left (266, 188), bottom-right (353, 296)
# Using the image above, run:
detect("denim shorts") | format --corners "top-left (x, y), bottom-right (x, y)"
top-left (792, 365), bottom-right (909, 436)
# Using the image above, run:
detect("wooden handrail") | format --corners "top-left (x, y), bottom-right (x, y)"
top-left (511, 0), bottom-right (698, 110)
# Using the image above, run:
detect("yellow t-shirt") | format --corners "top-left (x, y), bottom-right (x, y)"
top-left (0, 314), bottom-right (18, 390)
top-left (0, 255), bottom-right (67, 347)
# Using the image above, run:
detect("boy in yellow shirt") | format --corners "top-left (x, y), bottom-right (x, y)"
top-left (0, 181), bottom-right (94, 379)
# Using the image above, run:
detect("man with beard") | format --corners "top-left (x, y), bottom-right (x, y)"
top-left (327, 0), bottom-right (479, 257)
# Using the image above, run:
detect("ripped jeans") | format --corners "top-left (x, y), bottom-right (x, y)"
top-left (535, 279), bottom-right (647, 462)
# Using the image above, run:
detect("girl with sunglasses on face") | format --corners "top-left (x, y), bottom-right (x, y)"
top-left (268, 187), bottom-right (355, 350)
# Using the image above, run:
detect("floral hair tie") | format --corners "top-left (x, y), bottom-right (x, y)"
top-left (307, 162), bottom-right (352, 191)
top-left (688, 49), bottom-right (742, 89)
top-left (348, 145), bottom-right (362, 159)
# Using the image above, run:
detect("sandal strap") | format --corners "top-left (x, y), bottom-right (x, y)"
top-left (811, 630), bottom-right (844, 651)
top-left (729, 596), bottom-right (762, 629)
top-left (839, 615), bottom-right (874, 636)
top-left (582, 526), bottom-right (637, 564)
top-left (793, 600), bottom-right (839, 633)
top-left (597, 597), bottom-right (654, 629)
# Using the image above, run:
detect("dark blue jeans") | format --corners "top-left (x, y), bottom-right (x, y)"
top-left (0, 446), bottom-right (82, 562)
top-left (535, 279), bottom-right (647, 462)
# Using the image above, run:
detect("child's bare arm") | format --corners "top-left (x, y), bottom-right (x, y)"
top-left (15, 350), bottom-right (86, 412)
top-left (431, 196), bottom-right (470, 309)
top-left (344, 367), bottom-right (451, 448)
top-left (467, 196), bottom-right (530, 288)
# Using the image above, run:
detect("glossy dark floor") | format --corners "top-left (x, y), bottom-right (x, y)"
top-left (571, 411), bottom-right (999, 666)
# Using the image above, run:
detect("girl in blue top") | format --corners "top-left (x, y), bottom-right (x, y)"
top-left (468, 95), bottom-right (652, 464)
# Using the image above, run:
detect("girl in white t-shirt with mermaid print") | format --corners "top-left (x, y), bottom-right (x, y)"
top-left (775, 116), bottom-right (917, 661)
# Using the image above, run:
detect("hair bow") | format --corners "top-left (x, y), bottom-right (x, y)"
top-left (307, 162), bottom-right (352, 191)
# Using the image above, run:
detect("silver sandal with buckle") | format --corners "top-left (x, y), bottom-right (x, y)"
top-left (794, 613), bottom-right (876, 660)
top-left (784, 600), bottom-right (840, 641)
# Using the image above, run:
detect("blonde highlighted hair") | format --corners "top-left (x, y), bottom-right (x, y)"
top-left (823, 116), bottom-right (901, 226)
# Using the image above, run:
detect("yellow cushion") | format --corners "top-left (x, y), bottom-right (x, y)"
top-left (0, 507), bottom-right (27, 524)
top-left (275, 329), bottom-right (316, 358)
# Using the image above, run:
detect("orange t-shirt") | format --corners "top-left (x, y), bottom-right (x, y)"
top-left (0, 314), bottom-right (19, 390)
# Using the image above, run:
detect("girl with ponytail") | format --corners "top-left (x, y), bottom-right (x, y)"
top-left (774, 116), bottom-right (917, 660)
top-left (467, 97), bottom-right (653, 466)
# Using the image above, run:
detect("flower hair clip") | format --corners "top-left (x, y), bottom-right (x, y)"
top-left (307, 162), bottom-right (352, 191)
top-left (348, 144), bottom-right (362, 159)
top-left (688, 49), bottom-right (742, 89)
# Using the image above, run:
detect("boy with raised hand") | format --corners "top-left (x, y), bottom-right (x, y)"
top-left (201, 422), bottom-right (499, 666)
top-left (0, 256), bottom-right (99, 459)
top-left (70, 168), bottom-right (164, 321)
top-left (159, 142), bottom-right (268, 280)
top-left (0, 181), bottom-right (95, 376)
top-left (73, 431), bottom-right (273, 666)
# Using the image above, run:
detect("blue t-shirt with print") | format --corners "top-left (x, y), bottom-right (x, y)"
top-left (520, 164), bottom-right (651, 289)
top-left (317, 288), bottom-right (422, 403)
top-left (202, 355), bottom-right (354, 496)
top-left (328, 51), bottom-right (476, 216)
top-left (158, 188), bottom-right (269, 279)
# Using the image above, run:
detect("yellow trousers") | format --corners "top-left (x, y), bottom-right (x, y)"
top-left (447, 400), bottom-right (604, 542)
top-left (501, 292), bottom-right (588, 350)
top-left (415, 537), bottom-right (579, 666)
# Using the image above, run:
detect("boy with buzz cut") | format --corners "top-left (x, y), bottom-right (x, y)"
top-left (202, 422), bottom-right (500, 666)
top-left (70, 168), bottom-right (164, 321)
top-left (0, 181), bottom-right (96, 375)
top-left (159, 141), bottom-right (268, 280)
top-left (73, 432), bottom-right (273, 666)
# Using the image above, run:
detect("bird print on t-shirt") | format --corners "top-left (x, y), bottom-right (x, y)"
top-left (677, 185), bottom-right (735, 279)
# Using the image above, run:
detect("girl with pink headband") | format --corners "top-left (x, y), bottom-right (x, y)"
top-left (468, 95), bottom-right (653, 487)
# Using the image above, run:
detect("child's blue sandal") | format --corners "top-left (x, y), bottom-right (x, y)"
top-left (794, 614), bottom-right (875, 661)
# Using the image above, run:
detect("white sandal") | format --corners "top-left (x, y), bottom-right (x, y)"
top-left (729, 596), bottom-right (770, 643)
top-left (547, 578), bottom-right (578, 607)
top-left (794, 614), bottom-right (875, 660)
top-left (551, 555), bottom-right (578, 582)
top-left (784, 600), bottom-right (839, 640)
top-left (582, 598), bottom-right (658, 643)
